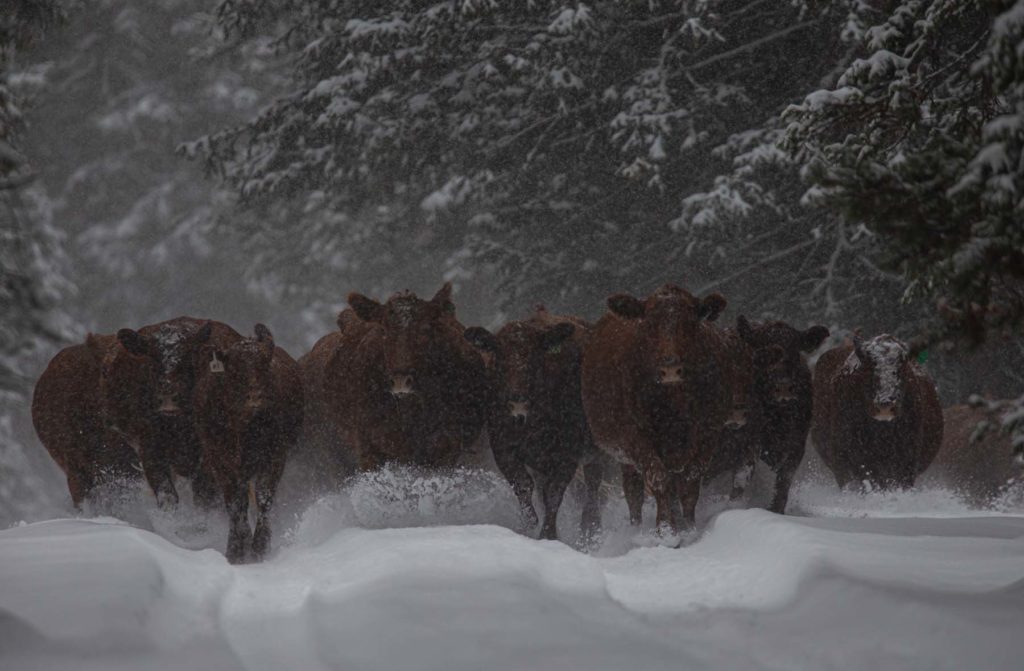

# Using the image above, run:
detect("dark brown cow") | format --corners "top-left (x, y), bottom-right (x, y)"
top-left (32, 335), bottom-right (142, 507)
top-left (923, 404), bottom-right (1021, 504)
top-left (812, 334), bottom-right (943, 489)
top-left (582, 284), bottom-right (731, 533)
top-left (192, 325), bottom-right (303, 563)
top-left (302, 283), bottom-right (489, 475)
top-left (707, 318), bottom-right (829, 512)
top-left (104, 317), bottom-right (241, 507)
top-left (464, 307), bottom-right (603, 544)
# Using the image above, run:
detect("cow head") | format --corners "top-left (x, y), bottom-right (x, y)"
top-left (347, 282), bottom-right (462, 398)
top-left (112, 321), bottom-right (214, 419)
top-left (607, 284), bottom-right (726, 386)
top-left (845, 334), bottom-right (912, 422)
top-left (464, 315), bottom-right (578, 425)
top-left (737, 316), bottom-right (829, 404)
top-left (199, 324), bottom-right (276, 418)
top-left (90, 332), bottom-right (160, 433)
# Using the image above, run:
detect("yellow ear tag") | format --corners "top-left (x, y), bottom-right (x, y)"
top-left (209, 353), bottom-right (225, 374)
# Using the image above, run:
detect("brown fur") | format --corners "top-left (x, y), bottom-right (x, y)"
top-left (581, 284), bottom-right (731, 532)
top-left (301, 283), bottom-right (489, 477)
top-left (923, 404), bottom-right (1020, 504)
top-left (193, 325), bottom-right (303, 563)
top-left (464, 308), bottom-right (603, 545)
top-left (101, 316), bottom-right (242, 507)
top-left (31, 336), bottom-right (142, 507)
top-left (812, 336), bottom-right (943, 489)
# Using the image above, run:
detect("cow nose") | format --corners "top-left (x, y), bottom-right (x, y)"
top-left (390, 372), bottom-right (415, 397)
top-left (657, 361), bottom-right (683, 385)
top-left (245, 392), bottom-right (267, 410)
top-left (725, 405), bottom-right (748, 429)
top-left (157, 395), bottom-right (181, 416)
top-left (774, 380), bottom-right (796, 401)
top-left (508, 399), bottom-right (529, 424)
top-left (872, 400), bottom-right (899, 422)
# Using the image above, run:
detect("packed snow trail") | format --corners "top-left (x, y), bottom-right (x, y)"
top-left (2, 508), bottom-right (1023, 671)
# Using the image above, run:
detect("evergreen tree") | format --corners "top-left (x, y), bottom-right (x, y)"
top-left (785, 0), bottom-right (1024, 456)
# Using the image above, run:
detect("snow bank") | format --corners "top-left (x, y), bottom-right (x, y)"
top-left (2, 507), bottom-right (1023, 671)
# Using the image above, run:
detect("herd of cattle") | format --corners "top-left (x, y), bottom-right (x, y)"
top-left (32, 282), bottom-right (1018, 563)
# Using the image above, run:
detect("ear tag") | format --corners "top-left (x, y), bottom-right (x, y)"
top-left (548, 343), bottom-right (562, 355)
top-left (209, 353), bottom-right (225, 374)
top-left (916, 349), bottom-right (929, 364)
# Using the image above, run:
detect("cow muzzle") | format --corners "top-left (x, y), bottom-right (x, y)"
top-left (389, 372), bottom-right (415, 397)
top-left (508, 399), bottom-right (529, 424)
top-left (157, 395), bottom-right (182, 417)
top-left (725, 406), bottom-right (748, 429)
top-left (772, 380), bottom-right (797, 402)
top-left (871, 400), bottom-right (900, 422)
top-left (657, 360), bottom-right (684, 385)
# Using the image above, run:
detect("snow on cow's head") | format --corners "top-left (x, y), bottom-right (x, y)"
top-left (843, 334), bottom-right (912, 422)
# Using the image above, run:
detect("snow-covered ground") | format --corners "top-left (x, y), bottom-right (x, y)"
top-left (2, 458), bottom-right (1023, 671)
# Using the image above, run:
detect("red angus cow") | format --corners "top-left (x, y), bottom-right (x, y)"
top-left (812, 334), bottom-right (943, 489)
top-left (464, 307), bottom-right (603, 544)
top-left (105, 317), bottom-right (241, 507)
top-left (193, 325), bottom-right (303, 563)
top-left (32, 335), bottom-right (142, 507)
top-left (302, 283), bottom-right (490, 476)
top-left (582, 284), bottom-right (731, 533)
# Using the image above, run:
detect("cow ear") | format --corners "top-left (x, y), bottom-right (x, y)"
top-left (753, 344), bottom-right (784, 368)
top-left (799, 325), bottom-right (829, 352)
top-left (348, 293), bottom-right (384, 322)
top-left (852, 335), bottom-right (869, 363)
top-left (737, 315), bottom-right (754, 343)
top-left (117, 329), bottom-right (151, 357)
top-left (608, 293), bottom-right (644, 319)
top-left (191, 321), bottom-right (214, 346)
top-left (464, 326), bottom-right (497, 353)
top-left (431, 282), bottom-right (456, 314)
top-left (254, 323), bottom-right (275, 356)
top-left (541, 322), bottom-right (576, 351)
top-left (698, 293), bottom-right (727, 322)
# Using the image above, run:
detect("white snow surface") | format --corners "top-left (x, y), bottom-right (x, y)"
top-left (2, 463), bottom-right (1023, 671)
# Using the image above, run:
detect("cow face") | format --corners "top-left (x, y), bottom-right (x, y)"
top-left (464, 319), bottom-right (577, 425)
top-left (200, 324), bottom-right (275, 419)
top-left (347, 283), bottom-right (460, 398)
top-left (608, 284), bottom-right (726, 387)
top-left (737, 316), bottom-right (828, 404)
top-left (848, 334), bottom-right (912, 422)
top-left (112, 321), bottom-right (214, 420)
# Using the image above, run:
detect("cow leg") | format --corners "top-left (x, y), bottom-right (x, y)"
top-left (252, 461), bottom-right (285, 561)
top-left (730, 458), bottom-right (756, 501)
top-left (491, 439), bottom-right (538, 530)
top-left (223, 479), bottom-right (251, 565)
top-left (621, 464), bottom-right (645, 526)
top-left (578, 460), bottom-right (604, 548)
top-left (768, 457), bottom-right (800, 514)
top-left (139, 438), bottom-right (179, 508)
top-left (66, 469), bottom-right (94, 510)
top-left (191, 458), bottom-right (220, 509)
top-left (676, 475), bottom-right (701, 531)
top-left (539, 462), bottom-right (576, 541)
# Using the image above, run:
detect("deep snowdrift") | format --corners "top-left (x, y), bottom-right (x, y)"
top-left (2, 480), bottom-right (1023, 671)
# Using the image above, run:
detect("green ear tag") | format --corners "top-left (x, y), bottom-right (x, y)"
top-left (917, 349), bottom-right (929, 364)
top-left (548, 344), bottom-right (562, 355)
